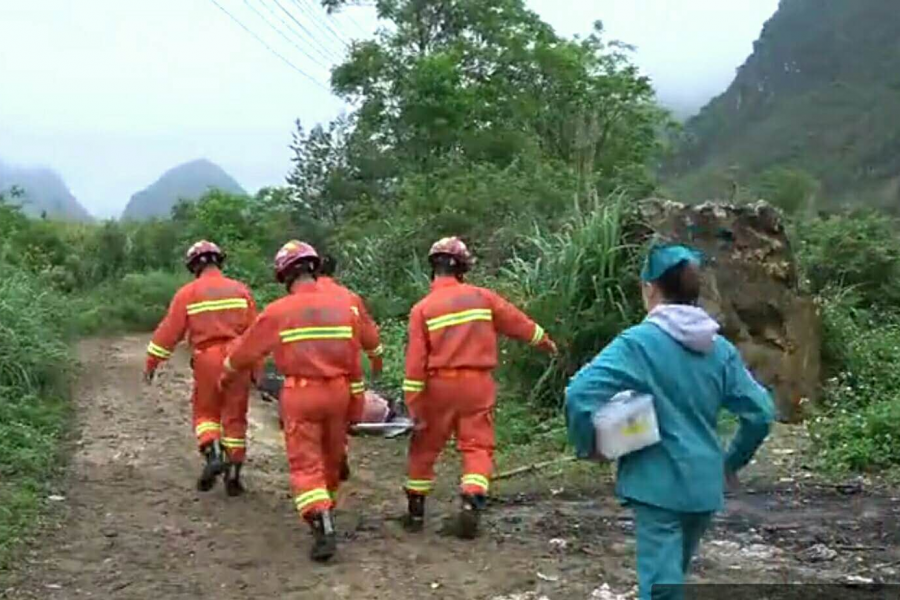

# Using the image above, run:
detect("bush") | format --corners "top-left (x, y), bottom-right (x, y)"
top-left (0, 266), bottom-right (71, 566)
top-left (69, 271), bottom-right (188, 335)
top-left (808, 293), bottom-right (900, 472)
top-left (796, 209), bottom-right (900, 308)
top-left (498, 192), bottom-right (642, 409)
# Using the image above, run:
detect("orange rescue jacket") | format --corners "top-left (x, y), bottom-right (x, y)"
top-left (225, 281), bottom-right (364, 395)
top-left (147, 268), bottom-right (257, 366)
top-left (403, 276), bottom-right (551, 403)
top-left (317, 276), bottom-right (383, 359)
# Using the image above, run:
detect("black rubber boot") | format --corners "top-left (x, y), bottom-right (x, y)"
top-left (309, 510), bottom-right (337, 562)
top-left (339, 456), bottom-right (351, 482)
top-left (197, 440), bottom-right (225, 492)
top-left (457, 494), bottom-right (486, 540)
top-left (224, 463), bottom-right (245, 497)
top-left (404, 493), bottom-right (425, 533)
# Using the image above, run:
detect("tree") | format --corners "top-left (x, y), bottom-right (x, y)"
top-left (322, 0), bottom-right (662, 193)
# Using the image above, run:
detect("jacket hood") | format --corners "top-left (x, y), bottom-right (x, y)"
top-left (646, 304), bottom-right (720, 354)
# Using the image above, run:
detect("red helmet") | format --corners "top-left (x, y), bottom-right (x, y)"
top-left (274, 240), bottom-right (320, 282)
top-left (185, 240), bottom-right (225, 267)
top-left (428, 236), bottom-right (472, 265)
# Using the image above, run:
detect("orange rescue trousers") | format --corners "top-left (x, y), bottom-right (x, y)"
top-left (406, 370), bottom-right (495, 497)
top-left (281, 377), bottom-right (354, 520)
top-left (192, 343), bottom-right (251, 463)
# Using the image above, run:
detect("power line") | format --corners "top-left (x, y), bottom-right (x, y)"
top-left (255, 0), bottom-right (343, 65)
top-left (334, 9), bottom-right (371, 40)
top-left (293, 0), bottom-right (351, 48)
top-left (270, 0), bottom-right (345, 62)
top-left (208, 0), bottom-right (332, 93)
top-left (243, 0), bottom-right (332, 71)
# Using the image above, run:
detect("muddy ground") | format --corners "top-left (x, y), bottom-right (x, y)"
top-left (3, 336), bottom-right (900, 599)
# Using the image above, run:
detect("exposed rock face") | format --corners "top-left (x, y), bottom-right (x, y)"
top-left (640, 199), bottom-right (820, 421)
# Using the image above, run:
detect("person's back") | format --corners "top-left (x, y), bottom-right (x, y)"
top-left (409, 279), bottom-right (548, 373)
top-left (318, 270), bottom-right (383, 370)
top-left (230, 280), bottom-right (361, 381)
top-left (565, 244), bottom-right (774, 600)
top-left (166, 269), bottom-right (255, 350)
top-left (571, 305), bottom-right (770, 512)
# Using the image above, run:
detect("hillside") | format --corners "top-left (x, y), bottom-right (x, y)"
top-left (122, 159), bottom-right (245, 220)
top-left (0, 159), bottom-right (93, 221)
top-left (665, 0), bottom-right (900, 208)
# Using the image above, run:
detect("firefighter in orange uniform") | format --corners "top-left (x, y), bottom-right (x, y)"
top-left (403, 237), bottom-right (557, 538)
top-left (317, 254), bottom-right (384, 482)
top-left (318, 254), bottom-right (384, 377)
top-left (144, 241), bottom-right (257, 496)
top-left (221, 241), bottom-right (365, 562)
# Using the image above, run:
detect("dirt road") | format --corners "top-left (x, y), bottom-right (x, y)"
top-left (4, 336), bottom-right (900, 599)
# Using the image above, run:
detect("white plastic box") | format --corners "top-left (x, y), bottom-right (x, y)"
top-left (593, 391), bottom-right (661, 459)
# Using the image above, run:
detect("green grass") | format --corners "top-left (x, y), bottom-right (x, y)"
top-left (0, 267), bottom-right (72, 569)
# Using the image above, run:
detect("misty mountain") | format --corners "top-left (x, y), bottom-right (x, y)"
top-left (0, 159), bottom-right (93, 221)
top-left (665, 0), bottom-right (900, 207)
top-left (122, 159), bottom-right (245, 220)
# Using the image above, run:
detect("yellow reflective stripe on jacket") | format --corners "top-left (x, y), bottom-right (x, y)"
top-left (402, 379), bottom-right (425, 393)
top-left (368, 344), bottom-right (385, 357)
top-left (186, 298), bottom-right (249, 315)
top-left (351, 381), bottom-right (365, 394)
top-left (294, 488), bottom-right (332, 512)
top-left (405, 479), bottom-right (434, 493)
top-left (221, 437), bottom-right (246, 449)
top-left (461, 473), bottom-right (490, 492)
top-left (529, 324), bottom-right (545, 346)
top-left (279, 326), bottom-right (353, 343)
top-left (195, 421), bottom-right (222, 436)
top-left (426, 308), bottom-right (492, 332)
top-left (147, 341), bottom-right (172, 359)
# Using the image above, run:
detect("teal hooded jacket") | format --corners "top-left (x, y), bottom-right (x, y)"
top-left (565, 305), bottom-right (775, 513)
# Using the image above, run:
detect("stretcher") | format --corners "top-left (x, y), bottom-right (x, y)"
top-left (256, 369), bottom-right (414, 439)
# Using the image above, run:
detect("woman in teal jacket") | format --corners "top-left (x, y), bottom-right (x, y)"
top-left (565, 244), bottom-right (775, 600)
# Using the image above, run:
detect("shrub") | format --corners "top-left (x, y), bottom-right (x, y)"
top-left (498, 192), bottom-right (642, 409)
top-left (0, 266), bottom-right (71, 566)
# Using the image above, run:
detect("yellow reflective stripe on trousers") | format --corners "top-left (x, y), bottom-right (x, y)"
top-left (402, 379), bottom-right (425, 393)
top-left (221, 437), bottom-right (246, 448)
top-left (195, 422), bottom-right (222, 436)
top-left (368, 344), bottom-right (385, 357)
top-left (350, 381), bottom-right (365, 394)
top-left (461, 474), bottom-right (490, 492)
top-left (294, 488), bottom-right (332, 512)
top-left (529, 324), bottom-right (545, 346)
top-left (405, 479), bottom-right (434, 493)
top-left (279, 326), bottom-right (353, 343)
top-left (147, 341), bottom-right (172, 359)
top-left (186, 298), bottom-right (249, 315)
top-left (426, 308), bottom-right (492, 332)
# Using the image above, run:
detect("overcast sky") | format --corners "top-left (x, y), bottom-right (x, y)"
top-left (0, 0), bottom-right (779, 218)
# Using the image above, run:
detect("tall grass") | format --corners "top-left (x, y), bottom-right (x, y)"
top-left (0, 266), bottom-right (72, 567)
top-left (498, 192), bottom-right (642, 410)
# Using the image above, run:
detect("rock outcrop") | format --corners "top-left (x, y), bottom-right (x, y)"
top-left (640, 199), bottom-right (820, 421)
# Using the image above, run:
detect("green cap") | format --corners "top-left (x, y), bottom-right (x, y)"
top-left (641, 244), bottom-right (703, 282)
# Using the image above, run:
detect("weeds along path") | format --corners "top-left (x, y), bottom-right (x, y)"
top-left (5, 335), bottom-right (900, 599)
